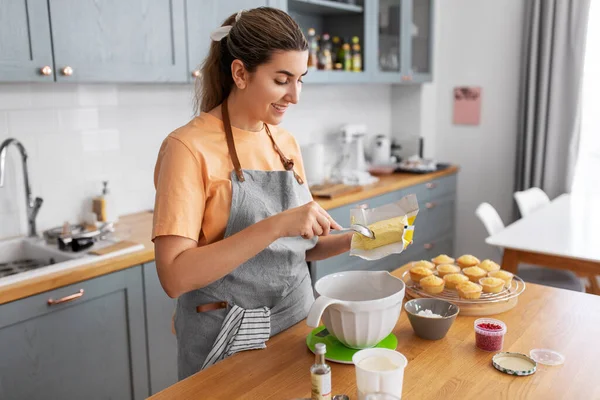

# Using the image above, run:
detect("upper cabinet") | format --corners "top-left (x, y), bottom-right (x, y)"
top-left (286, 0), bottom-right (368, 84)
top-left (187, 0), bottom-right (268, 82)
top-left (48, 0), bottom-right (188, 83)
top-left (369, 0), bottom-right (433, 83)
top-left (0, 0), bottom-right (433, 84)
top-left (0, 0), bottom-right (54, 82)
top-left (409, 0), bottom-right (433, 82)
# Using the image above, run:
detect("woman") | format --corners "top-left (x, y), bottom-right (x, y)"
top-left (152, 7), bottom-right (353, 380)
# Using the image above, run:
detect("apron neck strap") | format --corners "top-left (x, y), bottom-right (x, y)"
top-left (222, 98), bottom-right (245, 182)
top-left (221, 99), bottom-right (304, 185)
top-left (264, 124), bottom-right (304, 185)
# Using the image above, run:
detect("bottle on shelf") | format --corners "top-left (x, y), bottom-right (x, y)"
top-left (310, 343), bottom-right (332, 400)
top-left (331, 36), bottom-right (341, 65)
top-left (342, 41), bottom-right (352, 71)
top-left (318, 33), bottom-right (333, 71)
top-left (351, 36), bottom-right (362, 72)
top-left (307, 28), bottom-right (319, 71)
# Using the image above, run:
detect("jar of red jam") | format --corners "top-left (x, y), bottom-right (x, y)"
top-left (474, 318), bottom-right (507, 352)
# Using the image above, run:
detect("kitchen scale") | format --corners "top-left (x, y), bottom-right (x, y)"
top-left (306, 326), bottom-right (398, 364)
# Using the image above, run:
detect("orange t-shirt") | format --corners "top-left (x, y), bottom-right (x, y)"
top-left (152, 113), bottom-right (307, 245)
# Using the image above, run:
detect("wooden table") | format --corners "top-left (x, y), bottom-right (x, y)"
top-left (486, 193), bottom-right (600, 294)
top-left (149, 264), bottom-right (600, 400)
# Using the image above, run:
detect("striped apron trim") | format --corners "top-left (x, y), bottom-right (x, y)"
top-left (201, 304), bottom-right (271, 370)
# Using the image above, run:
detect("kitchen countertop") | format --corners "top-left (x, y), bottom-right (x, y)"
top-left (0, 167), bottom-right (458, 305)
top-left (149, 264), bottom-right (600, 400)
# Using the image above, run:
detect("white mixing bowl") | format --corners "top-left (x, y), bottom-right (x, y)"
top-left (306, 270), bottom-right (405, 349)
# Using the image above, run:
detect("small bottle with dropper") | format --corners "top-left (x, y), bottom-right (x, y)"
top-left (310, 343), bottom-right (331, 400)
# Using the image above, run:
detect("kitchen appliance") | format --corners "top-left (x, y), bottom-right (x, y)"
top-left (340, 124), bottom-right (368, 172)
top-left (306, 270), bottom-right (406, 349)
top-left (368, 135), bottom-right (392, 165)
top-left (301, 143), bottom-right (325, 186)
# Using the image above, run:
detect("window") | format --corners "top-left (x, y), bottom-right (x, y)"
top-left (572, 1), bottom-right (600, 194)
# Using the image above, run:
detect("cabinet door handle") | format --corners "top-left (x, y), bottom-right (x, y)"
top-left (426, 182), bottom-right (437, 189)
top-left (61, 66), bottom-right (74, 76)
top-left (424, 243), bottom-right (434, 250)
top-left (426, 202), bottom-right (436, 209)
top-left (47, 289), bottom-right (84, 306)
top-left (40, 66), bottom-right (52, 76)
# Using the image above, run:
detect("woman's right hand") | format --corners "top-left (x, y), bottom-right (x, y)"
top-left (270, 201), bottom-right (343, 239)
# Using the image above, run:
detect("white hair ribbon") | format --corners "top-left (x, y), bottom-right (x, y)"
top-left (210, 25), bottom-right (232, 41)
top-left (209, 9), bottom-right (246, 41)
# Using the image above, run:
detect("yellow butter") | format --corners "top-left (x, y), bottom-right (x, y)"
top-left (353, 215), bottom-right (408, 250)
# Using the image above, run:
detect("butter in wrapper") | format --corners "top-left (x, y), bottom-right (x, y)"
top-left (349, 194), bottom-right (419, 261)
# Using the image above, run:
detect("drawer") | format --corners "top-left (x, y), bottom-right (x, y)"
top-left (411, 174), bottom-right (457, 204)
top-left (414, 194), bottom-right (455, 242)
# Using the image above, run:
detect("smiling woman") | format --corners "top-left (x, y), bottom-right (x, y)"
top-left (151, 7), bottom-right (353, 380)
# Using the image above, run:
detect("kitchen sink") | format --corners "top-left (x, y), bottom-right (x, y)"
top-left (0, 236), bottom-right (144, 288)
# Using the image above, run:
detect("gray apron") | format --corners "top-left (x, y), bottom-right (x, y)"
top-left (174, 100), bottom-right (317, 380)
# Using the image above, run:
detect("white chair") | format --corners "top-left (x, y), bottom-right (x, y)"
top-left (475, 202), bottom-right (584, 292)
top-left (513, 187), bottom-right (550, 217)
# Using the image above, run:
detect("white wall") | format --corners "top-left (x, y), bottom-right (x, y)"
top-left (0, 84), bottom-right (391, 239)
top-left (392, 0), bottom-right (526, 261)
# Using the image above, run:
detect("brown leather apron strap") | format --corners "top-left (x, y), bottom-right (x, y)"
top-left (222, 99), bottom-right (245, 182)
top-left (221, 98), bottom-right (303, 185)
top-left (196, 301), bottom-right (228, 313)
top-left (265, 124), bottom-right (304, 185)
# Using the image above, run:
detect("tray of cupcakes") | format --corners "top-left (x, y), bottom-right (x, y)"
top-left (401, 254), bottom-right (526, 316)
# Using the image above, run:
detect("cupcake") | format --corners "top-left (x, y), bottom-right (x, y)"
top-left (409, 266), bottom-right (434, 283)
top-left (488, 270), bottom-right (514, 288)
top-left (456, 281), bottom-right (483, 299)
top-left (479, 277), bottom-right (505, 293)
top-left (436, 264), bottom-right (461, 278)
top-left (479, 259), bottom-right (501, 273)
top-left (456, 254), bottom-right (481, 269)
top-left (412, 260), bottom-right (436, 270)
top-left (462, 266), bottom-right (487, 283)
top-left (444, 273), bottom-right (469, 290)
top-left (419, 275), bottom-right (445, 294)
top-left (431, 254), bottom-right (455, 266)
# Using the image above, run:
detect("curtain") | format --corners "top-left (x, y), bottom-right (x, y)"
top-left (515, 0), bottom-right (591, 199)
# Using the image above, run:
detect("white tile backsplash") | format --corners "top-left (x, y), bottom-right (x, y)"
top-left (0, 84), bottom-right (33, 110)
top-left (0, 83), bottom-right (392, 239)
top-left (7, 109), bottom-right (59, 133)
top-left (58, 108), bottom-right (100, 131)
top-left (77, 85), bottom-right (119, 107)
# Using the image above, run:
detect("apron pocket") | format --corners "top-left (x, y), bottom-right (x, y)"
top-left (201, 304), bottom-right (271, 370)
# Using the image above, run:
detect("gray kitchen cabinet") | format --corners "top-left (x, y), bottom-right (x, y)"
top-left (0, 0), bottom-right (54, 82)
top-left (143, 262), bottom-right (178, 395)
top-left (367, 0), bottom-right (433, 83)
top-left (187, 0), bottom-right (268, 81)
top-left (0, 267), bottom-right (149, 400)
top-left (407, 0), bottom-right (433, 82)
top-left (310, 173), bottom-right (457, 282)
top-left (47, 0), bottom-right (187, 83)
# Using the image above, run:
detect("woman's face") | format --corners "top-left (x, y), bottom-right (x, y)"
top-left (243, 50), bottom-right (308, 125)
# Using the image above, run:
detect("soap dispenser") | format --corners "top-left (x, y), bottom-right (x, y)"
top-left (92, 181), bottom-right (118, 223)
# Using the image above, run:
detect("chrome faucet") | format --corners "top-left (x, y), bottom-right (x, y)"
top-left (0, 138), bottom-right (43, 237)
